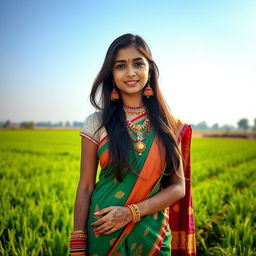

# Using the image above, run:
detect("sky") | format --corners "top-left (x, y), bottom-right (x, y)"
top-left (0, 0), bottom-right (255, 126)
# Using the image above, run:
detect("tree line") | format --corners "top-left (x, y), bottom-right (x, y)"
top-left (192, 118), bottom-right (256, 131)
top-left (0, 118), bottom-right (255, 131)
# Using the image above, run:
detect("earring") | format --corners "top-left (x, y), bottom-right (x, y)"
top-left (110, 82), bottom-right (120, 101)
top-left (143, 81), bottom-right (154, 98)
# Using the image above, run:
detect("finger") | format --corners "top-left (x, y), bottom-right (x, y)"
top-left (94, 207), bottom-right (112, 216)
top-left (95, 225), bottom-right (113, 234)
top-left (90, 217), bottom-right (105, 227)
top-left (103, 227), bottom-right (118, 235)
top-left (94, 222), bottom-right (111, 233)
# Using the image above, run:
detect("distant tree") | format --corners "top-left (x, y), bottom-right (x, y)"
top-left (253, 118), bottom-right (256, 132)
top-left (237, 118), bottom-right (249, 131)
top-left (65, 121), bottom-right (70, 127)
top-left (35, 122), bottom-right (48, 127)
top-left (222, 124), bottom-right (233, 132)
top-left (197, 121), bottom-right (209, 130)
top-left (20, 122), bottom-right (34, 129)
top-left (211, 123), bottom-right (219, 130)
top-left (3, 120), bottom-right (11, 128)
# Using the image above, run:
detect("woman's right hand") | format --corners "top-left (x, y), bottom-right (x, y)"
top-left (90, 206), bottom-right (133, 235)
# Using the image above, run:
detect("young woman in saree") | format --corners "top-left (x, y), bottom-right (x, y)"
top-left (69, 34), bottom-right (196, 256)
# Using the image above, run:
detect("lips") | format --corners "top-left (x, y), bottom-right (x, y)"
top-left (125, 80), bottom-right (138, 87)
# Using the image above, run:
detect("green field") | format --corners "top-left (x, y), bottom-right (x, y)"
top-left (0, 130), bottom-right (256, 256)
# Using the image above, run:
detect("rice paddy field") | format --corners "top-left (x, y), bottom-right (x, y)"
top-left (0, 129), bottom-right (256, 256)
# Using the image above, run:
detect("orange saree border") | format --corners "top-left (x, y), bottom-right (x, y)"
top-left (171, 231), bottom-right (196, 254)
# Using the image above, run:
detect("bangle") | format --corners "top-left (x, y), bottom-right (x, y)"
top-left (127, 204), bottom-right (141, 223)
top-left (71, 230), bottom-right (87, 236)
top-left (70, 230), bottom-right (87, 239)
top-left (70, 230), bottom-right (87, 254)
top-left (72, 230), bottom-right (86, 233)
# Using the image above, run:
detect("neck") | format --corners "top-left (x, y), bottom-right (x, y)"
top-left (120, 93), bottom-right (144, 108)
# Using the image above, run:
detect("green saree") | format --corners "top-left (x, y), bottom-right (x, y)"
top-left (85, 114), bottom-right (172, 256)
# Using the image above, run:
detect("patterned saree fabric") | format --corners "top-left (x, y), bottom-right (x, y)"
top-left (169, 121), bottom-right (196, 256)
top-left (80, 112), bottom-right (196, 256)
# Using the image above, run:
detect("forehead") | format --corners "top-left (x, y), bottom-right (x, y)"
top-left (114, 46), bottom-right (146, 61)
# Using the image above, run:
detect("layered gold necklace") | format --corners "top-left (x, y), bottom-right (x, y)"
top-left (123, 105), bottom-right (150, 155)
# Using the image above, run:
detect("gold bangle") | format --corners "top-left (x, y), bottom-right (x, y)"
top-left (127, 205), bottom-right (136, 223)
top-left (70, 230), bottom-right (87, 238)
top-left (131, 204), bottom-right (140, 222)
top-left (127, 204), bottom-right (141, 223)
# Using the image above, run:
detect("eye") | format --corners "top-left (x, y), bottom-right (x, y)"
top-left (115, 64), bottom-right (125, 69)
top-left (134, 62), bottom-right (145, 68)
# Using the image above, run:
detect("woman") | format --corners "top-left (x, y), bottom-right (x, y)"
top-left (70, 34), bottom-right (196, 256)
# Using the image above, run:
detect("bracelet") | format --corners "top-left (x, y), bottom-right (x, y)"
top-left (127, 204), bottom-right (141, 223)
top-left (70, 231), bottom-right (87, 239)
top-left (70, 230), bottom-right (87, 254)
top-left (71, 230), bottom-right (86, 233)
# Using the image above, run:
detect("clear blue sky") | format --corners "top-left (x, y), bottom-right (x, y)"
top-left (1, 0), bottom-right (255, 126)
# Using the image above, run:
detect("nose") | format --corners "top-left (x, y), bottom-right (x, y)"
top-left (127, 64), bottom-right (136, 77)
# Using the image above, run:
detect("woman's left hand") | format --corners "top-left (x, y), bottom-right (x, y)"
top-left (90, 206), bottom-right (132, 235)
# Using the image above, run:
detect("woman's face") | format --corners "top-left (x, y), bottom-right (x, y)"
top-left (112, 46), bottom-right (150, 99)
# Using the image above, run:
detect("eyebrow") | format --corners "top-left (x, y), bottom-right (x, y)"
top-left (114, 57), bottom-right (144, 64)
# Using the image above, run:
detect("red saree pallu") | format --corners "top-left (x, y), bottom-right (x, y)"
top-left (169, 121), bottom-right (196, 256)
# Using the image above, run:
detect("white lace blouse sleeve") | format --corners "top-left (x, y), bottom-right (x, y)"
top-left (80, 112), bottom-right (101, 145)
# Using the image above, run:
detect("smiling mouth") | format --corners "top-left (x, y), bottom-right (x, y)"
top-left (125, 80), bottom-right (138, 87)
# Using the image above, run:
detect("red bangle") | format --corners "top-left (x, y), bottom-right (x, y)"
top-left (69, 231), bottom-right (87, 255)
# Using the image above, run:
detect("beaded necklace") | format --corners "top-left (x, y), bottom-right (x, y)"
top-left (123, 104), bottom-right (146, 116)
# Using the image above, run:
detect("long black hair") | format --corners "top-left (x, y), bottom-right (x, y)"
top-left (90, 33), bottom-right (181, 186)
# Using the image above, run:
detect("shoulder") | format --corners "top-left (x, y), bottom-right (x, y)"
top-left (83, 111), bottom-right (102, 127)
top-left (80, 111), bottom-right (103, 145)
top-left (172, 116), bottom-right (192, 144)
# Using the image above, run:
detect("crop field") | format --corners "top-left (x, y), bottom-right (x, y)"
top-left (0, 130), bottom-right (256, 256)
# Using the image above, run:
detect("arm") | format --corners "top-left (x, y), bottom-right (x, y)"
top-left (91, 143), bottom-right (185, 235)
top-left (73, 136), bottom-right (98, 231)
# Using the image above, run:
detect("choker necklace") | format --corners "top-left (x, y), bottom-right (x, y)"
top-left (123, 104), bottom-right (146, 116)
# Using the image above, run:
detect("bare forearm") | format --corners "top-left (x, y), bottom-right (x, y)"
top-left (137, 182), bottom-right (185, 217)
top-left (73, 186), bottom-right (93, 231)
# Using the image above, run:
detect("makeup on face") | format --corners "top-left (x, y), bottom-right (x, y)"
top-left (112, 46), bottom-right (150, 105)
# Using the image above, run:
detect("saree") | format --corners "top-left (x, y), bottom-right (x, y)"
top-left (169, 120), bottom-right (196, 256)
top-left (80, 112), bottom-right (196, 255)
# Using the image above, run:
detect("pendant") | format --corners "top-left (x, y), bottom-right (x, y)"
top-left (137, 131), bottom-right (143, 140)
top-left (135, 141), bottom-right (146, 155)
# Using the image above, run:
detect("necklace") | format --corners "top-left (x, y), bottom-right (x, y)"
top-left (123, 104), bottom-right (146, 116)
top-left (127, 118), bottom-right (151, 155)
top-left (127, 118), bottom-right (150, 133)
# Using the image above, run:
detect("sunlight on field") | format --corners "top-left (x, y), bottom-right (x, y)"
top-left (0, 130), bottom-right (255, 256)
